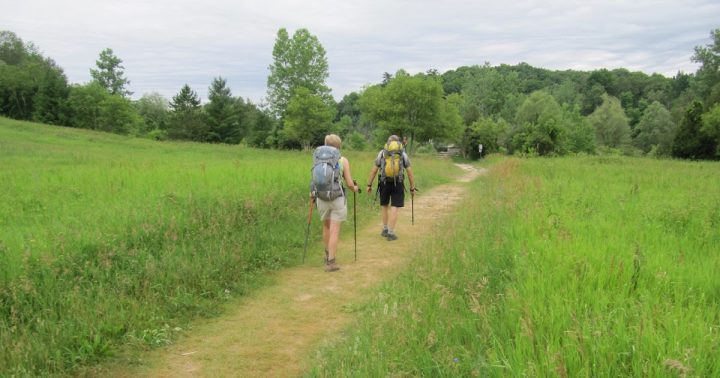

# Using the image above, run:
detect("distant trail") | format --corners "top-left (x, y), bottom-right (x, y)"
top-left (108, 163), bottom-right (486, 377)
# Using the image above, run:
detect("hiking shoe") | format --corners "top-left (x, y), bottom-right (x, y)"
top-left (325, 259), bottom-right (340, 272)
top-left (386, 233), bottom-right (398, 241)
top-left (381, 229), bottom-right (389, 237)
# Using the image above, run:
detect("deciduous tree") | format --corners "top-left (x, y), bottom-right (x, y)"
top-left (266, 28), bottom-right (331, 118)
top-left (283, 87), bottom-right (334, 150)
top-left (633, 101), bottom-right (676, 156)
top-left (587, 94), bottom-right (631, 149)
top-left (90, 48), bottom-right (131, 97)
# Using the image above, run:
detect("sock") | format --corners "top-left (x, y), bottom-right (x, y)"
top-left (388, 228), bottom-right (395, 235)
top-left (383, 225), bottom-right (388, 231)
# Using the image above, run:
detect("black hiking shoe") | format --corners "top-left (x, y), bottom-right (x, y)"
top-left (386, 233), bottom-right (398, 241)
top-left (325, 258), bottom-right (340, 272)
top-left (381, 229), bottom-right (389, 237)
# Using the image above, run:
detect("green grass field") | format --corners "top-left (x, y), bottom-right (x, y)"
top-left (311, 156), bottom-right (720, 377)
top-left (0, 117), bottom-right (458, 375)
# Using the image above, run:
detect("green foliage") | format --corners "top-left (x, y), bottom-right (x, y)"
top-left (0, 32), bottom-right (70, 123)
top-left (65, 82), bottom-right (140, 134)
top-left (633, 101), bottom-right (676, 156)
top-left (31, 59), bottom-right (69, 125)
top-left (463, 117), bottom-right (508, 158)
top-left (702, 104), bottom-right (720, 157)
top-left (266, 28), bottom-right (332, 118)
top-left (673, 101), bottom-right (717, 159)
top-left (464, 64), bottom-right (522, 119)
top-left (359, 71), bottom-right (461, 153)
top-left (205, 77), bottom-right (242, 143)
top-left (283, 86), bottom-right (334, 149)
top-left (96, 94), bottom-right (141, 135)
top-left (691, 28), bottom-right (720, 108)
top-left (345, 130), bottom-right (368, 151)
top-left (510, 91), bottom-right (568, 155)
top-left (65, 82), bottom-right (111, 130)
top-left (134, 92), bottom-right (169, 134)
top-left (90, 48), bottom-right (131, 97)
top-left (587, 94), bottom-right (632, 149)
top-left (167, 84), bottom-right (206, 140)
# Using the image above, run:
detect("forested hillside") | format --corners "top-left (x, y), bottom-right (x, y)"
top-left (1, 28), bottom-right (719, 159)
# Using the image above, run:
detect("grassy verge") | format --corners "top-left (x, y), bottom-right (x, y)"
top-left (310, 156), bottom-right (720, 377)
top-left (0, 117), bottom-right (460, 376)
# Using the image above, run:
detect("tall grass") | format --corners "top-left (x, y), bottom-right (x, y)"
top-left (310, 156), bottom-right (720, 377)
top-left (0, 117), bottom-right (459, 375)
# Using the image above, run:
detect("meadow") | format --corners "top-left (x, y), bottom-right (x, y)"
top-left (311, 156), bottom-right (720, 377)
top-left (0, 117), bottom-right (458, 375)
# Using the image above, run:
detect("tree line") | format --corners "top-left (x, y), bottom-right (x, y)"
top-left (1, 28), bottom-right (719, 159)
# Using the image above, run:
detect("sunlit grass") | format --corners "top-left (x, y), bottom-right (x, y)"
top-left (0, 117), bottom-right (460, 375)
top-left (310, 156), bottom-right (720, 377)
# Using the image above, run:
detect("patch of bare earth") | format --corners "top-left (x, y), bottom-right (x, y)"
top-left (107, 164), bottom-right (486, 377)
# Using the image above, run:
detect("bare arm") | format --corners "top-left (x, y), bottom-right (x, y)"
top-left (406, 166), bottom-right (416, 191)
top-left (341, 158), bottom-right (359, 192)
top-left (366, 165), bottom-right (379, 194)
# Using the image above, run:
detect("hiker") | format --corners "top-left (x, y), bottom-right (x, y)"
top-left (311, 134), bottom-right (359, 272)
top-left (366, 135), bottom-right (416, 241)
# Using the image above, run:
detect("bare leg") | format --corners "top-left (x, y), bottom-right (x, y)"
top-left (381, 205), bottom-right (389, 227)
top-left (388, 206), bottom-right (399, 231)
top-left (323, 218), bottom-right (331, 252)
top-left (326, 220), bottom-right (342, 261)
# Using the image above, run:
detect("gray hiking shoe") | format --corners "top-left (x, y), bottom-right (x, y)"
top-left (325, 259), bottom-right (340, 272)
top-left (386, 233), bottom-right (398, 241)
top-left (381, 229), bottom-right (389, 237)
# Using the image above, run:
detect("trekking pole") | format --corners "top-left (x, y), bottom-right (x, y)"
top-left (411, 187), bottom-right (419, 225)
top-left (353, 180), bottom-right (358, 261)
top-left (303, 197), bottom-right (315, 263)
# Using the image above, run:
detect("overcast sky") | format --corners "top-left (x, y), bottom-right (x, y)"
top-left (2, 0), bottom-right (719, 104)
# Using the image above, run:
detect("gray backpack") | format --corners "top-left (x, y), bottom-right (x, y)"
top-left (310, 145), bottom-right (344, 201)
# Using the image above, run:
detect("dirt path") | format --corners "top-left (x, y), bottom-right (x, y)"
top-left (115, 164), bottom-right (485, 377)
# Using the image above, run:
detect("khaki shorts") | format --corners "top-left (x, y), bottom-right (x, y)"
top-left (316, 196), bottom-right (347, 222)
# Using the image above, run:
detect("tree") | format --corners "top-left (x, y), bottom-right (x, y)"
top-left (90, 48), bottom-right (131, 97)
top-left (359, 71), bottom-right (460, 153)
top-left (691, 28), bottom-right (720, 108)
top-left (510, 91), bottom-right (568, 155)
top-left (97, 94), bottom-right (140, 134)
top-left (283, 87), bottom-right (334, 150)
top-left (134, 92), bottom-right (169, 133)
top-left (563, 105), bottom-right (596, 154)
top-left (0, 30), bottom-right (30, 65)
top-left (167, 84), bottom-right (206, 141)
top-left (65, 82), bottom-right (110, 130)
top-left (266, 28), bottom-right (331, 118)
top-left (464, 117), bottom-right (508, 159)
top-left (587, 94), bottom-right (631, 149)
top-left (632, 101), bottom-right (676, 156)
top-left (205, 77), bottom-right (241, 143)
top-left (244, 105), bottom-right (276, 148)
top-left (463, 64), bottom-right (521, 118)
top-left (32, 58), bottom-right (69, 125)
top-left (672, 101), bottom-right (716, 159)
top-left (701, 104), bottom-right (720, 157)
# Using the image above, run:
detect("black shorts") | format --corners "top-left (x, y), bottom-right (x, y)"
top-left (378, 180), bottom-right (405, 207)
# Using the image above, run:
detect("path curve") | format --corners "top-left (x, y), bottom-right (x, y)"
top-left (113, 164), bottom-right (486, 377)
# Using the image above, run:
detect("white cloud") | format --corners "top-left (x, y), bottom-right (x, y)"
top-left (1, 0), bottom-right (718, 102)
